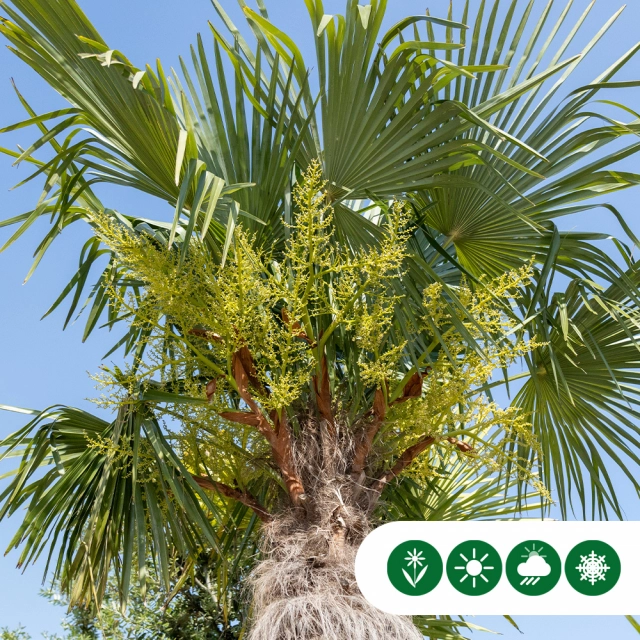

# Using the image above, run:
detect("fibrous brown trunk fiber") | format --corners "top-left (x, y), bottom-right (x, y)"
top-left (246, 418), bottom-right (421, 640)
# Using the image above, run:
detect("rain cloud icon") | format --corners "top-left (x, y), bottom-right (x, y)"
top-left (517, 553), bottom-right (551, 585)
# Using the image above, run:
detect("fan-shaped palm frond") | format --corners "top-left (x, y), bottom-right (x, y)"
top-left (0, 403), bottom-right (231, 608)
top-left (378, 428), bottom-right (546, 522)
top-left (510, 264), bottom-right (640, 518)
top-left (415, 1), bottom-right (640, 280)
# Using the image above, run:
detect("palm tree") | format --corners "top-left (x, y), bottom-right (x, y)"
top-left (1, 0), bottom-right (640, 638)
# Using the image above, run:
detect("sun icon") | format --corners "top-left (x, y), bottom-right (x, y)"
top-left (447, 540), bottom-right (502, 595)
top-left (453, 546), bottom-right (496, 589)
top-left (522, 543), bottom-right (545, 559)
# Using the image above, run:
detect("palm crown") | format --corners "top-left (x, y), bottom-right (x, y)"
top-left (1, 0), bottom-right (640, 637)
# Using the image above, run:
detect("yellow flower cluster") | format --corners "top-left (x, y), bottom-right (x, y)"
top-left (86, 163), bottom-right (547, 499)
top-left (378, 263), bottom-right (547, 495)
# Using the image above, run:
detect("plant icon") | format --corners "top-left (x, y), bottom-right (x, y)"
top-left (402, 548), bottom-right (428, 588)
top-left (387, 540), bottom-right (443, 596)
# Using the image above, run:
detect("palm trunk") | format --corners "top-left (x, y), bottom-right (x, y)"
top-left (246, 418), bottom-right (422, 640)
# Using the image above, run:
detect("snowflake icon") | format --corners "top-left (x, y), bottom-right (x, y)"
top-left (566, 541), bottom-right (620, 595)
top-left (576, 551), bottom-right (610, 586)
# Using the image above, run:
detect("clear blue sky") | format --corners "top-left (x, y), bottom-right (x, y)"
top-left (1, 0), bottom-right (640, 637)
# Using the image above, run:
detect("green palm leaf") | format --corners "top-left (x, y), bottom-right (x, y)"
top-left (511, 266), bottom-right (640, 519)
top-left (0, 403), bottom-right (224, 608)
top-left (414, 1), bottom-right (640, 282)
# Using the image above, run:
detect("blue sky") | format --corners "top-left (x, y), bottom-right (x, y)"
top-left (1, 0), bottom-right (640, 636)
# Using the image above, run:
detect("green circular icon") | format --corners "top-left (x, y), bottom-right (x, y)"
top-left (565, 540), bottom-right (621, 596)
top-left (505, 540), bottom-right (562, 595)
top-left (387, 540), bottom-right (443, 596)
top-left (446, 540), bottom-right (502, 595)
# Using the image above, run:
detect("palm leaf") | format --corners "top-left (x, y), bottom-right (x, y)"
top-left (378, 430), bottom-right (546, 523)
top-left (511, 266), bottom-right (640, 519)
top-left (0, 403), bottom-right (224, 607)
top-left (413, 1), bottom-right (640, 283)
